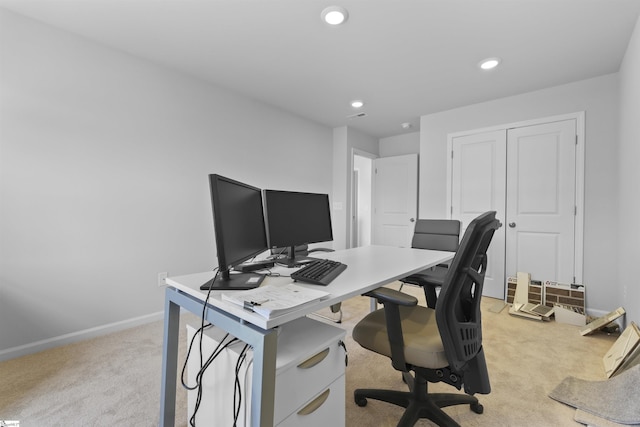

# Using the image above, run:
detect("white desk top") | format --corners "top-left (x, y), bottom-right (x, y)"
top-left (165, 245), bottom-right (452, 330)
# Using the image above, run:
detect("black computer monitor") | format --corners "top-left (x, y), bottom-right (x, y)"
top-left (200, 174), bottom-right (269, 290)
top-left (263, 190), bottom-right (333, 267)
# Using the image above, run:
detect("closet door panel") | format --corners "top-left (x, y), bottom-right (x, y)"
top-left (451, 130), bottom-right (506, 299)
top-left (505, 120), bottom-right (577, 284)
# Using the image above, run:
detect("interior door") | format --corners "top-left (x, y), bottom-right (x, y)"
top-left (451, 131), bottom-right (507, 299)
top-left (372, 154), bottom-right (418, 247)
top-left (505, 120), bottom-right (577, 283)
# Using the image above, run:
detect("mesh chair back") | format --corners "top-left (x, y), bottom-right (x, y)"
top-left (435, 211), bottom-right (501, 393)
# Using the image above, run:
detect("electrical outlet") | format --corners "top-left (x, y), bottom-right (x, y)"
top-left (158, 272), bottom-right (168, 287)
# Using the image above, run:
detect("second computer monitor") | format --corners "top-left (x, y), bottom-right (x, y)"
top-left (263, 190), bottom-right (333, 267)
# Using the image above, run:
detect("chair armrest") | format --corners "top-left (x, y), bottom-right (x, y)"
top-left (308, 247), bottom-right (334, 253)
top-left (401, 269), bottom-right (446, 309)
top-left (363, 287), bottom-right (418, 306)
top-left (363, 287), bottom-right (417, 371)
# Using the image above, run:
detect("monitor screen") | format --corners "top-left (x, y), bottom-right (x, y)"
top-left (263, 190), bottom-right (333, 267)
top-left (201, 174), bottom-right (268, 290)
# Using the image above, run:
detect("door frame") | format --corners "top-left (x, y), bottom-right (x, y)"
top-left (350, 148), bottom-right (377, 249)
top-left (445, 111), bottom-right (585, 285)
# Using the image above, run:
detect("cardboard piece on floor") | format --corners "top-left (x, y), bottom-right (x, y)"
top-left (580, 307), bottom-right (626, 336)
top-left (603, 322), bottom-right (640, 378)
top-left (615, 337), bottom-right (640, 376)
top-left (508, 272), bottom-right (551, 321)
top-left (489, 300), bottom-right (507, 313)
top-left (544, 280), bottom-right (586, 325)
top-left (554, 304), bottom-right (587, 326)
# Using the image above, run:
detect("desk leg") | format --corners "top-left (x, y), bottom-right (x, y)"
top-left (250, 328), bottom-right (278, 427)
top-left (159, 286), bottom-right (278, 427)
top-left (160, 289), bottom-right (180, 427)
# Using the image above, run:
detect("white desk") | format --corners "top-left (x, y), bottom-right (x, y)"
top-left (159, 245), bottom-right (453, 427)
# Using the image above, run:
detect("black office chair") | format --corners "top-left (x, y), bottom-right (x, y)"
top-left (271, 244), bottom-right (343, 323)
top-left (400, 219), bottom-right (461, 308)
top-left (352, 211), bottom-right (501, 427)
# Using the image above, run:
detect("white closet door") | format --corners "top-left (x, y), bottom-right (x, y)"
top-left (505, 120), bottom-right (577, 284)
top-left (451, 130), bottom-right (507, 299)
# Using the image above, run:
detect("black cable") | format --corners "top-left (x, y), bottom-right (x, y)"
top-left (180, 267), bottom-right (220, 393)
top-left (232, 344), bottom-right (251, 426)
top-left (191, 268), bottom-right (225, 426)
top-left (181, 267), bottom-right (259, 426)
top-left (182, 267), bottom-right (238, 426)
top-left (200, 269), bottom-right (220, 375)
top-left (261, 269), bottom-right (282, 278)
top-left (188, 334), bottom-right (239, 426)
top-left (267, 247), bottom-right (288, 260)
top-left (180, 323), bottom-right (213, 390)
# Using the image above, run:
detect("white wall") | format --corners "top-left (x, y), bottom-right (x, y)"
top-left (0, 10), bottom-right (333, 358)
top-left (379, 131), bottom-right (420, 157)
top-left (618, 15), bottom-right (640, 324)
top-left (420, 74), bottom-right (620, 314)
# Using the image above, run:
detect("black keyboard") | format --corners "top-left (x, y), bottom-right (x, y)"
top-left (291, 259), bottom-right (347, 286)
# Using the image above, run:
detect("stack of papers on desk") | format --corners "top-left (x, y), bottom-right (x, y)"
top-left (221, 283), bottom-right (330, 319)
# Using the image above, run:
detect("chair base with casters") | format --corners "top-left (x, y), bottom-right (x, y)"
top-left (352, 212), bottom-right (500, 427)
top-left (354, 369), bottom-right (483, 427)
top-left (352, 294), bottom-right (487, 427)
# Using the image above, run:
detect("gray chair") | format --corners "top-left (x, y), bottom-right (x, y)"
top-left (353, 211), bottom-right (501, 427)
top-left (400, 219), bottom-right (461, 308)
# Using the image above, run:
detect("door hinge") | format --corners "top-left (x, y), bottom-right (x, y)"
top-left (575, 205), bottom-right (577, 215)
top-left (451, 151), bottom-right (454, 159)
top-left (575, 135), bottom-right (578, 145)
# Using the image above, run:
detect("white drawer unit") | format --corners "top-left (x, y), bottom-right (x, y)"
top-left (277, 375), bottom-right (345, 427)
top-left (186, 316), bottom-right (346, 426)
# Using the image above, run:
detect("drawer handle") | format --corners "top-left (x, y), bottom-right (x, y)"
top-left (297, 348), bottom-right (330, 369)
top-left (297, 389), bottom-right (330, 416)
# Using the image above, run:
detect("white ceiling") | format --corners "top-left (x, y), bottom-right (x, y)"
top-left (2, 0), bottom-right (640, 138)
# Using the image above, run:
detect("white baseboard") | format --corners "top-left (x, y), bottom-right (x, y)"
top-left (0, 311), bottom-right (165, 362)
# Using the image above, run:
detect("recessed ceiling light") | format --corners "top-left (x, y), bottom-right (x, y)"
top-left (479, 57), bottom-right (501, 70)
top-left (351, 100), bottom-right (364, 108)
top-left (321, 6), bottom-right (349, 25)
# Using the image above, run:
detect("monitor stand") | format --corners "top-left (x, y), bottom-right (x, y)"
top-left (276, 256), bottom-right (316, 268)
top-left (200, 271), bottom-right (265, 290)
top-left (273, 245), bottom-right (317, 268)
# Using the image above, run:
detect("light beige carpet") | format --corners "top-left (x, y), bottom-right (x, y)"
top-left (0, 283), bottom-right (619, 426)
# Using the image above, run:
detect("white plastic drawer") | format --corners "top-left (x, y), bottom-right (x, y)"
top-left (274, 338), bottom-right (346, 423)
top-left (187, 317), bottom-right (346, 426)
top-left (277, 375), bottom-right (345, 427)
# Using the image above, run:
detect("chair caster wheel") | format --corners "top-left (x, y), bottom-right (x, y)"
top-left (470, 402), bottom-right (483, 414)
top-left (355, 396), bottom-right (368, 407)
